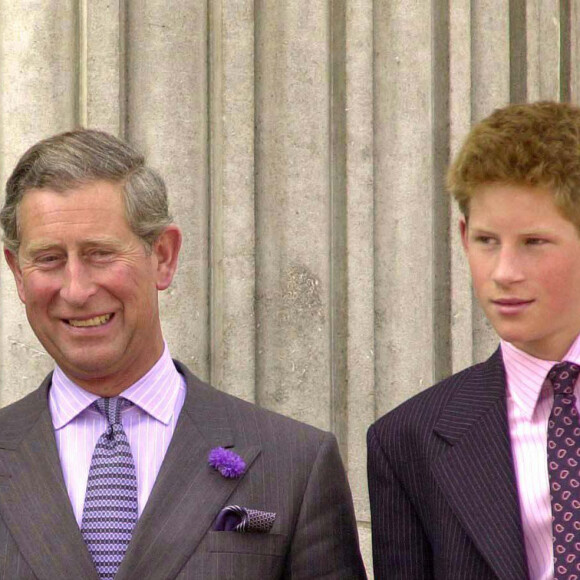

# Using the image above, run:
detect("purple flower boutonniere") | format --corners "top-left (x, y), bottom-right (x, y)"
top-left (208, 447), bottom-right (246, 479)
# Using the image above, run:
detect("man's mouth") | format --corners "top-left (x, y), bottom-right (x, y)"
top-left (67, 314), bottom-right (113, 328)
top-left (491, 298), bottom-right (534, 314)
top-left (493, 298), bottom-right (533, 305)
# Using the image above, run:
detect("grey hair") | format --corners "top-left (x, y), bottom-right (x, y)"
top-left (1, 128), bottom-right (173, 254)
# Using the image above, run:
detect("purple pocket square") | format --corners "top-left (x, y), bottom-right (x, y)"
top-left (213, 505), bottom-right (276, 533)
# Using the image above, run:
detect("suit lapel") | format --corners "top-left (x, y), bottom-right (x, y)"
top-left (432, 349), bottom-right (528, 580)
top-left (116, 363), bottom-right (261, 580)
top-left (0, 376), bottom-right (98, 580)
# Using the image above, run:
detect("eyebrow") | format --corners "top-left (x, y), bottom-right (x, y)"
top-left (24, 237), bottom-right (122, 255)
top-left (468, 225), bottom-right (556, 236)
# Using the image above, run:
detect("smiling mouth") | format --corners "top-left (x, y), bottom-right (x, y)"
top-left (67, 314), bottom-right (112, 328)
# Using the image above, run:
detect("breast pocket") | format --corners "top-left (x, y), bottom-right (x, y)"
top-left (208, 531), bottom-right (287, 556)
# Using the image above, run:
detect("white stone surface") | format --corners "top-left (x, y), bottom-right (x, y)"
top-left (209, 0), bottom-right (256, 403)
top-left (374, 0), bottom-right (436, 415)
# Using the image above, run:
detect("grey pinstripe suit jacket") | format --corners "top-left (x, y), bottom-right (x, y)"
top-left (0, 361), bottom-right (366, 579)
top-left (368, 348), bottom-right (529, 579)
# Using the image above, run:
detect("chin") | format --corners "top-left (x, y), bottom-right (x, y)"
top-left (63, 362), bottom-right (115, 381)
top-left (494, 330), bottom-right (535, 352)
top-left (54, 350), bottom-right (121, 380)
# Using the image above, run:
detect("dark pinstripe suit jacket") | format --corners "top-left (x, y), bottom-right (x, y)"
top-left (0, 361), bottom-right (366, 579)
top-left (367, 348), bottom-right (529, 579)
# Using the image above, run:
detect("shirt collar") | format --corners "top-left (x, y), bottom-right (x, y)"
top-left (49, 342), bottom-right (182, 429)
top-left (502, 335), bottom-right (580, 420)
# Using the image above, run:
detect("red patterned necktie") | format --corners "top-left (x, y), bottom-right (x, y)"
top-left (547, 361), bottom-right (580, 579)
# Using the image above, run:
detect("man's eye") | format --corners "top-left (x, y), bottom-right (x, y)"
top-left (90, 250), bottom-right (114, 259)
top-left (525, 238), bottom-right (547, 245)
top-left (36, 255), bottom-right (61, 264)
top-left (474, 236), bottom-right (496, 245)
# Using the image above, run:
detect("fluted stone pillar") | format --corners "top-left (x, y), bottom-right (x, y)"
top-left (0, 0), bottom-right (77, 403)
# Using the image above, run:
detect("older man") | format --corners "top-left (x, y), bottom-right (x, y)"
top-left (0, 129), bottom-right (366, 580)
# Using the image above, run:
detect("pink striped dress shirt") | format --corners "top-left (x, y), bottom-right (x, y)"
top-left (48, 344), bottom-right (186, 526)
top-left (503, 335), bottom-right (580, 580)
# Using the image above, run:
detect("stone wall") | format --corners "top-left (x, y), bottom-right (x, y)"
top-left (0, 1), bottom-right (578, 575)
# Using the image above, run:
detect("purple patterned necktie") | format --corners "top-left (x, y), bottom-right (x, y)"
top-left (81, 397), bottom-right (138, 580)
top-left (547, 361), bottom-right (580, 579)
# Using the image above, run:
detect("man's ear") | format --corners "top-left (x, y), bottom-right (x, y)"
top-left (459, 218), bottom-right (468, 252)
top-left (4, 248), bottom-right (26, 303)
top-left (153, 225), bottom-right (182, 291)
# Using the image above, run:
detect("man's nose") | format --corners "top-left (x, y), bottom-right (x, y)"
top-left (491, 245), bottom-right (525, 286)
top-left (59, 259), bottom-right (97, 306)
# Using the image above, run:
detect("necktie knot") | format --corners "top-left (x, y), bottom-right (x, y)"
top-left (94, 397), bottom-right (131, 426)
top-left (548, 361), bottom-right (580, 397)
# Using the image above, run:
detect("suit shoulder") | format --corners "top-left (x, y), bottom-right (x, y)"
top-left (0, 382), bottom-right (47, 420)
top-left (220, 384), bottom-right (329, 442)
top-left (0, 378), bottom-right (49, 447)
top-left (176, 361), bottom-right (331, 446)
top-left (369, 352), bottom-right (501, 443)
